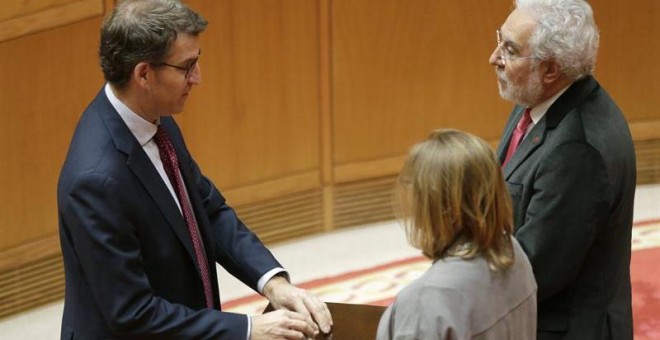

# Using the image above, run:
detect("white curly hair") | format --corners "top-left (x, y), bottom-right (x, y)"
top-left (515, 0), bottom-right (600, 80)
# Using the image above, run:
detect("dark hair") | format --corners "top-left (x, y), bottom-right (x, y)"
top-left (99, 0), bottom-right (208, 88)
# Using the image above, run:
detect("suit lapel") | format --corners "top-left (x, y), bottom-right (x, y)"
top-left (95, 91), bottom-right (197, 262)
top-left (503, 117), bottom-right (546, 178)
top-left (502, 76), bottom-right (599, 178)
top-left (127, 151), bottom-right (197, 261)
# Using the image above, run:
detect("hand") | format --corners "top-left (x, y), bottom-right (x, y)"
top-left (250, 309), bottom-right (315, 340)
top-left (263, 276), bottom-right (333, 336)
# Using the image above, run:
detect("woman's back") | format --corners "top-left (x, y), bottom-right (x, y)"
top-left (377, 237), bottom-right (537, 339)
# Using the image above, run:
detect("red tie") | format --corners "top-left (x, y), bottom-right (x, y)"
top-left (503, 108), bottom-right (533, 167)
top-left (153, 126), bottom-right (214, 309)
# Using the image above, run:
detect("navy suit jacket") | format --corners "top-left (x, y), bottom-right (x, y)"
top-left (497, 76), bottom-right (636, 339)
top-left (58, 88), bottom-right (282, 339)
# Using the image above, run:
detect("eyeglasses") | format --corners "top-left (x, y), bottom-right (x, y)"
top-left (152, 51), bottom-right (201, 79)
top-left (495, 29), bottom-right (540, 66)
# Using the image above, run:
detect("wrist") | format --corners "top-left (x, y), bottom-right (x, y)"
top-left (263, 273), bottom-right (289, 298)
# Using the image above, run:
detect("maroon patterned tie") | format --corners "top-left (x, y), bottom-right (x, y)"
top-left (503, 107), bottom-right (533, 167)
top-left (153, 126), bottom-right (214, 309)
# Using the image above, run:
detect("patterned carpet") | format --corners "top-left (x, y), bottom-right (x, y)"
top-left (631, 220), bottom-right (660, 339)
top-left (222, 220), bottom-right (660, 338)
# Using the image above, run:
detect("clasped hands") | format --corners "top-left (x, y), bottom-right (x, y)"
top-left (250, 275), bottom-right (333, 339)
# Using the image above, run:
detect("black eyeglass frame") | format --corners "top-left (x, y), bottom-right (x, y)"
top-left (152, 51), bottom-right (201, 79)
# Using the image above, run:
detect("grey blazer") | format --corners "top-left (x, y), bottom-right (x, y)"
top-left (497, 76), bottom-right (636, 339)
top-left (377, 237), bottom-right (537, 339)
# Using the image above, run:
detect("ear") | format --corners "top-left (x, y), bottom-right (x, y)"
top-left (133, 62), bottom-right (152, 89)
top-left (541, 59), bottom-right (562, 84)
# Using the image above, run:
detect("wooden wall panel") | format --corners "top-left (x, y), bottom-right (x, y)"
top-left (2, 0), bottom-right (660, 319)
top-left (332, 0), bottom-right (660, 182)
top-left (591, 0), bottom-right (660, 122)
top-left (1, 0), bottom-right (74, 20)
top-left (0, 0), bottom-right (104, 42)
top-left (0, 17), bottom-right (104, 251)
top-left (178, 0), bottom-right (321, 196)
top-left (332, 0), bottom-right (512, 172)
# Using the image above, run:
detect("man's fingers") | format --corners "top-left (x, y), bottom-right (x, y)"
top-left (282, 311), bottom-right (316, 338)
top-left (303, 296), bottom-right (332, 334)
top-left (264, 282), bottom-right (333, 336)
top-left (286, 291), bottom-right (332, 335)
top-left (288, 299), bottom-right (318, 334)
top-left (251, 310), bottom-right (317, 340)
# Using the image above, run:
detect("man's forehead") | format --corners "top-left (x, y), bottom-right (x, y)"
top-left (501, 9), bottom-right (537, 43)
top-left (167, 34), bottom-right (201, 60)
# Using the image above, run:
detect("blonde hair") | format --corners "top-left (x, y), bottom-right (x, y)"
top-left (396, 129), bottom-right (514, 270)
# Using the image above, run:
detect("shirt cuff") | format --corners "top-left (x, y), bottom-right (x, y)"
top-left (257, 267), bottom-right (289, 294)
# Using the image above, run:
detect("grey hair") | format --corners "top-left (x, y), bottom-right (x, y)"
top-left (515, 0), bottom-right (599, 80)
top-left (99, 0), bottom-right (208, 88)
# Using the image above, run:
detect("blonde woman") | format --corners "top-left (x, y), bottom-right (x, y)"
top-left (377, 129), bottom-right (537, 339)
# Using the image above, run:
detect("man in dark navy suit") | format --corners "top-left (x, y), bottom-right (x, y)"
top-left (57, 0), bottom-right (332, 338)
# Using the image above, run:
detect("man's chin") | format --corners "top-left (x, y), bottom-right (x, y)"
top-left (498, 87), bottom-right (513, 103)
top-left (172, 104), bottom-right (186, 115)
top-left (497, 79), bottom-right (508, 95)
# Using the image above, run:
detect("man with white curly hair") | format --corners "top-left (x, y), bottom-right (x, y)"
top-left (489, 0), bottom-right (636, 338)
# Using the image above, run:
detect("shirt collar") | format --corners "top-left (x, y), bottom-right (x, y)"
top-left (104, 83), bottom-right (158, 146)
top-left (529, 85), bottom-right (571, 124)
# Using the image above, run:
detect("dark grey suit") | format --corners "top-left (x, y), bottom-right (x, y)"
top-left (497, 76), bottom-right (636, 339)
top-left (58, 88), bottom-right (282, 339)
